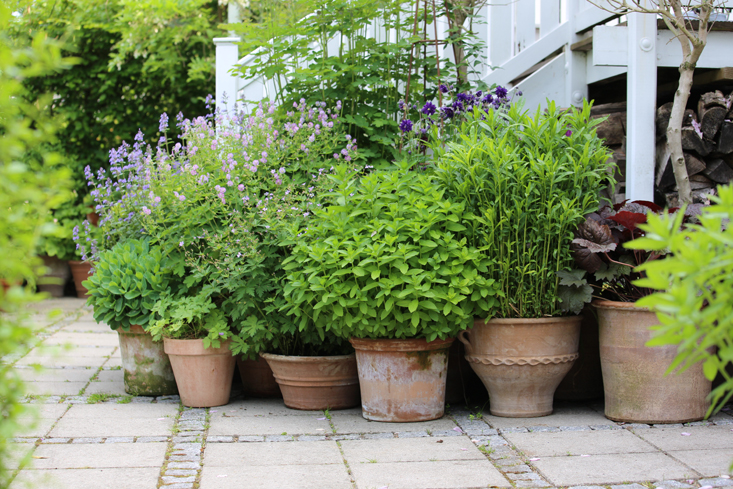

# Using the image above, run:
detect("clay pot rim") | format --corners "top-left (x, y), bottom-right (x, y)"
top-left (349, 337), bottom-right (454, 352)
top-left (163, 337), bottom-right (233, 356)
top-left (260, 352), bottom-right (356, 363)
top-left (592, 299), bottom-right (650, 312)
top-left (473, 316), bottom-right (582, 326)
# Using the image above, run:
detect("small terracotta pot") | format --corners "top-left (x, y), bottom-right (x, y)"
top-left (460, 316), bottom-right (582, 418)
top-left (237, 356), bottom-right (282, 398)
top-left (69, 260), bottom-right (93, 298)
top-left (596, 300), bottom-right (711, 424)
top-left (37, 255), bottom-right (71, 298)
top-left (260, 353), bottom-right (360, 410)
top-left (118, 325), bottom-right (178, 396)
top-left (350, 337), bottom-right (453, 422)
top-left (163, 338), bottom-right (235, 408)
top-left (86, 211), bottom-right (100, 227)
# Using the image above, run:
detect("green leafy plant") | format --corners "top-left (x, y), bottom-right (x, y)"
top-left (431, 101), bottom-right (613, 318)
top-left (283, 161), bottom-right (500, 341)
top-left (628, 184), bottom-right (733, 416)
top-left (83, 239), bottom-right (172, 331)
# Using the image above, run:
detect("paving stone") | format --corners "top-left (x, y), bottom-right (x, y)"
top-left (204, 440), bottom-right (343, 466)
top-left (671, 449), bottom-right (733, 477)
top-left (502, 427), bottom-right (529, 433)
top-left (71, 437), bottom-right (104, 443)
top-left (466, 427), bottom-right (499, 436)
top-left (167, 462), bottom-right (201, 470)
top-left (162, 476), bottom-right (196, 484)
top-left (528, 426), bottom-right (561, 433)
top-left (363, 432), bottom-right (395, 440)
top-left (138, 436), bottom-right (169, 443)
top-left (495, 457), bottom-right (523, 467)
top-left (207, 436), bottom-right (234, 443)
top-left (514, 480), bottom-right (552, 488)
top-left (348, 460), bottom-right (511, 489)
top-left (567, 486), bottom-right (607, 489)
top-left (105, 437), bottom-right (134, 443)
top-left (50, 403), bottom-right (177, 438)
top-left (160, 484), bottom-right (193, 489)
top-left (209, 414), bottom-right (330, 437)
top-left (43, 438), bottom-right (70, 444)
top-left (511, 472), bottom-right (546, 481)
top-left (560, 426), bottom-right (592, 431)
top-left (264, 435), bottom-right (294, 442)
top-left (298, 435), bottom-right (327, 441)
top-left (342, 437), bottom-right (486, 465)
top-left (13, 467), bottom-right (162, 488)
top-left (31, 442), bottom-right (167, 468)
top-left (504, 464), bottom-right (533, 473)
top-left (653, 480), bottom-right (695, 489)
top-left (699, 478), bottom-right (733, 487)
top-left (651, 423), bottom-right (684, 429)
top-left (431, 429), bottom-right (462, 437)
top-left (199, 464), bottom-right (352, 489)
top-left (635, 425), bottom-right (733, 451)
top-left (129, 396), bottom-right (153, 403)
top-left (238, 435), bottom-right (265, 442)
top-left (11, 438), bottom-right (37, 443)
top-left (331, 434), bottom-right (361, 441)
top-left (484, 405), bottom-right (613, 430)
top-left (174, 436), bottom-right (203, 443)
top-left (610, 484), bottom-right (647, 489)
top-left (396, 431), bottom-right (429, 438)
top-left (626, 423), bottom-right (652, 429)
top-left (159, 395), bottom-right (181, 402)
top-left (590, 424), bottom-right (622, 430)
top-left (165, 469), bottom-right (198, 477)
top-left (503, 429), bottom-right (657, 457)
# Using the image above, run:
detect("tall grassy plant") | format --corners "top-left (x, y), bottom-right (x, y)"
top-left (432, 102), bottom-right (612, 318)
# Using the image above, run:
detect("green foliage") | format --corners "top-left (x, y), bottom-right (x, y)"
top-left (432, 101), bottom-right (613, 318)
top-left (283, 161), bottom-right (500, 341)
top-left (630, 184), bottom-right (733, 416)
top-left (84, 239), bottom-right (172, 331)
top-left (0, 2), bottom-right (73, 484)
top-left (231, 0), bottom-right (487, 166)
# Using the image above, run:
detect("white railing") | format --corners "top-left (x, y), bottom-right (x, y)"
top-left (216, 1), bottom-right (733, 201)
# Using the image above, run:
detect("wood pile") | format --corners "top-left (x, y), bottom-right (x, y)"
top-left (590, 91), bottom-right (733, 206)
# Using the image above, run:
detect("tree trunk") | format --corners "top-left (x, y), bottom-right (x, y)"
top-left (667, 66), bottom-right (695, 204)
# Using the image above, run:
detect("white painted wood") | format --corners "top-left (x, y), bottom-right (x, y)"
top-left (540, 0), bottom-right (561, 37)
top-left (489, 0), bottom-right (514, 67)
top-left (574, 0), bottom-right (620, 33)
top-left (625, 9), bottom-right (657, 202)
top-left (592, 25), bottom-right (629, 66)
top-left (564, 0), bottom-right (588, 107)
top-left (214, 37), bottom-right (242, 117)
top-left (515, 0), bottom-right (537, 53)
top-left (516, 52), bottom-right (567, 110)
top-left (586, 62), bottom-right (626, 84)
top-left (483, 21), bottom-right (569, 87)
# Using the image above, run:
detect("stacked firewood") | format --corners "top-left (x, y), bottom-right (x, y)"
top-left (589, 92), bottom-right (733, 205)
top-left (655, 90), bottom-right (733, 205)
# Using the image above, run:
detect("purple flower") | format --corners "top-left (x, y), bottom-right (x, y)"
top-left (399, 119), bottom-right (413, 133)
top-left (159, 113), bottom-right (169, 133)
top-left (495, 86), bottom-right (508, 98)
top-left (398, 100), bottom-right (405, 110)
top-left (439, 84), bottom-right (449, 93)
top-left (142, 207), bottom-right (151, 215)
top-left (421, 102), bottom-right (436, 116)
top-left (565, 129), bottom-right (573, 137)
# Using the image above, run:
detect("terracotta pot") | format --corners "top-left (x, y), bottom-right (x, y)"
top-left (37, 255), bottom-right (71, 298)
top-left (596, 300), bottom-right (711, 424)
top-left (349, 337), bottom-right (453, 422)
top-left (555, 306), bottom-right (604, 401)
top-left (237, 356), bottom-right (282, 398)
top-left (460, 316), bottom-right (581, 418)
top-left (69, 260), bottom-right (93, 298)
top-left (118, 325), bottom-right (178, 396)
top-left (260, 353), bottom-right (360, 410)
top-left (86, 211), bottom-right (100, 227)
top-left (163, 338), bottom-right (236, 408)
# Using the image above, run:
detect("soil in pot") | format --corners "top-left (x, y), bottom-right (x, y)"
top-left (596, 300), bottom-right (711, 424)
top-left (461, 316), bottom-right (582, 418)
top-left (260, 353), bottom-right (359, 410)
top-left (69, 260), bottom-right (93, 298)
top-left (37, 255), bottom-right (71, 298)
top-left (237, 356), bottom-right (282, 398)
top-left (164, 338), bottom-right (236, 408)
top-left (349, 337), bottom-right (453, 422)
top-left (118, 325), bottom-right (177, 396)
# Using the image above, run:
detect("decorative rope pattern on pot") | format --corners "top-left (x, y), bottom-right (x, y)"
top-left (465, 353), bottom-right (579, 366)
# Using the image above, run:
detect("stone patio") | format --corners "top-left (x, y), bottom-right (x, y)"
top-left (4, 298), bottom-right (733, 489)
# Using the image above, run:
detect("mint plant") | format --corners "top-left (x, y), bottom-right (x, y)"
top-left (628, 184), bottom-right (733, 415)
top-left (432, 101), bottom-right (613, 318)
top-left (83, 239), bottom-right (172, 331)
top-left (282, 161), bottom-right (500, 341)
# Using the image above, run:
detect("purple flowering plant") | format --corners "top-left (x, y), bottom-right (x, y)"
top-left (78, 98), bottom-right (358, 351)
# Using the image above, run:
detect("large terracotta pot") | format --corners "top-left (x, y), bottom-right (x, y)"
top-left (460, 316), bottom-right (582, 418)
top-left (349, 337), bottom-right (453, 422)
top-left (163, 338), bottom-right (236, 408)
top-left (555, 306), bottom-right (604, 401)
top-left (37, 255), bottom-right (71, 298)
top-left (596, 300), bottom-right (711, 423)
top-left (69, 260), bottom-right (93, 298)
top-left (260, 353), bottom-right (360, 410)
top-left (118, 325), bottom-right (178, 396)
top-left (237, 357), bottom-right (282, 398)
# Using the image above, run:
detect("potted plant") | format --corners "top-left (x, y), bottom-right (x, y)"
top-left (283, 161), bottom-right (499, 421)
top-left (567, 198), bottom-right (711, 423)
top-left (83, 238), bottom-right (178, 396)
top-left (431, 100), bottom-right (612, 418)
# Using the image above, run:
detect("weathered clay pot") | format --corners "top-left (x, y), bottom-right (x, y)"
top-left (237, 356), bottom-right (282, 398)
top-left (163, 338), bottom-right (236, 408)
top-left (118, 325), bottom-right (178, 396)
top-left (349, 337), bottom-right (453, 422)
top-left (460, 317), bottom-right (581, 417)
top-left (555, 306), bottom-right (604, 401)
top-left (69, 260), bottom-right (93, 298)
top-left (260, 353), bottom-right (360, 410)
top-left (37, 255), bottom-right (70, 298)
top-left (596, 300), bottom-right (711, 423)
